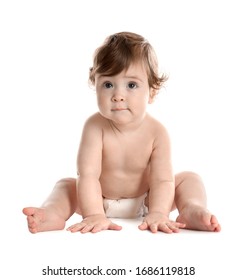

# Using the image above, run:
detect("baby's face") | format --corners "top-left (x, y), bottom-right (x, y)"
top-left (95, 62), bottom-right (155, 126)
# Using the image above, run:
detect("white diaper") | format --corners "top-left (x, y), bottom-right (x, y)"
top-left (103, 193), bottom-right (148, 218)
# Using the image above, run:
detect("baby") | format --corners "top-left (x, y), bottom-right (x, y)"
top-left (23, 32), bottom-right (221, 234)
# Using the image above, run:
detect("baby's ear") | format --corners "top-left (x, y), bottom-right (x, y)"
top-left (148, 88), bottom-right (158, 104)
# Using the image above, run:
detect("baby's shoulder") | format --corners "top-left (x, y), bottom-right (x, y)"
top-left (83, 112), bottom-right (107, 130)
top-left (145, 114), bottom-right (171, 146)
top-left (85, 112), bottom-right (103, 122)
top-left (146, 113), bottom-right (168, 134)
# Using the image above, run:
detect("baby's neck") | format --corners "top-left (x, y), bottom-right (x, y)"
top-left (108, 114), bottom-right (149, 134)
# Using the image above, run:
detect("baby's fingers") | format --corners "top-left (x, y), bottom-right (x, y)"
top-left (67, 221), bottom-right (122, 233)
top-left (162, 222), bottom-right (186, 233)
top-left (139, 221), bottom-right (185, 234)
top-left (154, 222), bottom-right (180, 233)
top-left (138, 221), bottom-right (148, 231)
top-left (91, 222), bottom-right (122, 233)
top-left (173, 222), bottom-right (186, 229)
top-left (108, 222), bottom-right (122, 231)
top-left (67, 222), bottom-right (87, 233)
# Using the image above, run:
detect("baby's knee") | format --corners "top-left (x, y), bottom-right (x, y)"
top-left (56, 177), bottom-right (76, 186)
top-left (175, 171), bottom-right (203, 184)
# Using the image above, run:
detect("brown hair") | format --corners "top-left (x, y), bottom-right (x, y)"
top-left (89, 32), bottom-right (168, 91)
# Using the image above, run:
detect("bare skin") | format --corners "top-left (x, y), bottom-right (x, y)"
top-left (176, 206), bottom-right (221, 232)
top-left (23, 207), bottom-right (66, 233)
top-left (23, 173), bottom-right (221, 234)
top-left (23, 63), bottom-right (221, 234)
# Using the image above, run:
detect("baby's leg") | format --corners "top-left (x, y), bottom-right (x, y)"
top-left (174, 171), bottom-right (221, 232)
top-left (23, 178), bottom-right (78, 233)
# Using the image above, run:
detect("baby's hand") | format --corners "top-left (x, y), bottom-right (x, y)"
top-left (138, 212), bottom-right (185, 233)
top-left (67, 214), bottom-right (122, 233)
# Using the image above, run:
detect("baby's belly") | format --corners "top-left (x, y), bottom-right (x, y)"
top-left (100, 172), bottom-right (149, 199)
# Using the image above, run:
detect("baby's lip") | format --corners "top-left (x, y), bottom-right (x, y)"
top-left (111, 108), bottom-right (128, 111)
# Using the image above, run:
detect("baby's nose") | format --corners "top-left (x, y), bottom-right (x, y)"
top-left (112, 95), bottom-right (125, 102)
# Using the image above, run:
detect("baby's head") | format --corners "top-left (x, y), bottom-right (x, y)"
top-left (89, 32), bottom-right (168, 94)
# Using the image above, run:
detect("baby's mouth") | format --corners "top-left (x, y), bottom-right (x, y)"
top-left (111, 108), bottom-right (129, 111)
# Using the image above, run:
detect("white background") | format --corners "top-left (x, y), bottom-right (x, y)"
top-left (1, 0), bottom-right (235, 279)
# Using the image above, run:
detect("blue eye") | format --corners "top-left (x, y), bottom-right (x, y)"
top-left (104, 82), bottom-right (113, 88)
top-left (128, 82), bottom-right (137, 89)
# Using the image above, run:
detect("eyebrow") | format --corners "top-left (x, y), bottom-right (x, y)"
top-left (98, 74), bottom-right (144, 82)
top-left (124, 75), bottom-right (144, 83)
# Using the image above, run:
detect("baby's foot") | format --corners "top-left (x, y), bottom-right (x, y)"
top-left (22, 207), bottom-right (66, 233)
top-left (176, 204), bottom-right (221, 232)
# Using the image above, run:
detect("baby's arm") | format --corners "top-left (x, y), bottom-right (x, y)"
top-left (67, 115), bottom-right (121, 233)
top-left (139, 124), bottom-right (185, 233)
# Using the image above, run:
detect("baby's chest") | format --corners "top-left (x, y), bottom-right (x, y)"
top-left (102, 135), bottom-right (153, 170)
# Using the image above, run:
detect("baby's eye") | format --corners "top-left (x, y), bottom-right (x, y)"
top-left (103, 82), bottom-right (113, 89)
top-left (127, 82), bottom-right (137, 89)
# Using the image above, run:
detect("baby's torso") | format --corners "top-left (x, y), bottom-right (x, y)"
top-left (99, 116), bottom-right (157, 199)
